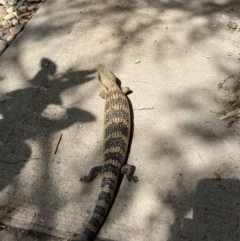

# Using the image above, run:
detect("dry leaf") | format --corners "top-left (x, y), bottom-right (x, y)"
top-left (212, 172), bottom-right (221, 180)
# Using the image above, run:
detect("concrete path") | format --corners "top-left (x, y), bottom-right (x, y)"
top-left (1, 0), bottom-right (240, 240)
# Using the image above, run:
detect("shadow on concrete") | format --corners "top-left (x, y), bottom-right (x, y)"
top-left (2, 0), bottom-right (239, 79)
top-left (0, 57), bottom-right (96, 236)
top-left (0, 57), bottom-right (95, 159)
top-left (165, 178), bottom-right (240, 241)
top-left (0, 55), bottom-right (140, 240)
top-left (0, 0), bottom-right (240, 240)
top-left (143, 69), bottom-right (240, 240)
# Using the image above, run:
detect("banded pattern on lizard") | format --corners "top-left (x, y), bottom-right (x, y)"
top-left (79, 64), bottom-right (138, 241)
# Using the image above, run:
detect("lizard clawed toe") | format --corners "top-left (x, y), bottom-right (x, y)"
top-left (127, 175), bottom-right (138, 183)
top-left (80, 176), bottom-right (88, 182)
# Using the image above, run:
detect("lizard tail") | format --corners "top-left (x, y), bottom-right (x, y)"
top-left (80, 176), bottom-right (119, 241)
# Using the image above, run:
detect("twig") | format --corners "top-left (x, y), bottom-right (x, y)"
top-left (198, 152), bottom-right (204, 162)
top-left (218, 70), bottom-right (240, 87)
top-left (134, 107), bottom-right (154, 110)
top-left (174, 0), bottom-right (185, 3)
top-left (192, 46), bottom-right (211, 59)
top-left (52, 132), bottom-right (62, 154)
top-left (229, 39), bottom-right (240, 43)
top-left (220, 108), bottom-right (240, 120)
top-left (134, 121), bottom-right (144, 136)
top-left (0, 157), bottom-right (39, 164)
top-left (210, 105), bottom-right (230, 114)
top-left (223, 139), bottom-right (231, 148)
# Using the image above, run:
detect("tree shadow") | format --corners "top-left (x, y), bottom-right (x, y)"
top-left (0, 57), bottom-right (96, 236)
top-left (0, 57), bottom-right (96, 160)
top-left (0, 0), bottom-right (240, 240)
top-left (138, 67), bottom-right (240, 239)
top-left (165, 178), bottom-right (240, 241)
top-left (2, 0), bottom-right (239, 79)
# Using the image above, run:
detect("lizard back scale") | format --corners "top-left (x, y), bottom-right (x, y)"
top-left (79, 64), bottom-right (138, 241)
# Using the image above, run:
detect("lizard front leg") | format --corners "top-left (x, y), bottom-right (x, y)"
top-left (80, 166), bottom-right (103, 183)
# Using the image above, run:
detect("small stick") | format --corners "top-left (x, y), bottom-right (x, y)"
top-left (0, 157), bottom-right (39, 164)
top-left (52, 132), bottom-right (62, 154)
top-left (192, 46), bottom-right (211, 59)
top-left (218, 70), bottom-right (240, 87)
top-left (134, 107), bottom-right (154, 110)
top-left (220, 108), bottom-right (240, 120)
top-left (210, 104), bottom-right (230, 114)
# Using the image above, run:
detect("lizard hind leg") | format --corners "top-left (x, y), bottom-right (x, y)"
top-left (121, 164), bottom-right (138, 182)
top-left (80, 166), bottom-right (103, 183)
